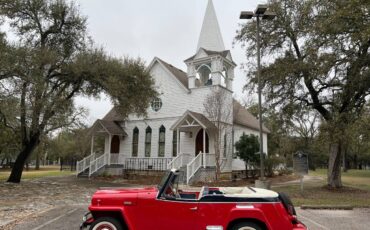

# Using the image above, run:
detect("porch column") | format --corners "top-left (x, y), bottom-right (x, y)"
top-left (177, 128), bottom-right (180, 155)
top-left (91, 135), bottom-right (94, 156)
top-left (108, 134), bottom-right (112, 165)
top-left (203, 128), bottom-right (206, 168)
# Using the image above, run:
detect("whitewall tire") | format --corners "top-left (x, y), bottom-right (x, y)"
top-left (90, 217), bottom-right (123, 230)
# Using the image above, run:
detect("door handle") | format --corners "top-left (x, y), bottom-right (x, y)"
top-left (190, 207), bottom-right (198, 211)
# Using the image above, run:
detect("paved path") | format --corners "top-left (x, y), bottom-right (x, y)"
top-left (297, 208), bottom-right (370, 230)
top-left (7, 205), bottom-right (370, 230)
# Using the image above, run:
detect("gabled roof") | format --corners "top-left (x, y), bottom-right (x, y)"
top-left (91, 119), bottom-right (127, 136)
top-left (197, 0), bottom-right (225, 52)
top-left (153, 58), bottom-right (200, 89)
top-left (184, 48), bottom-right (232, 63)
top-left (233, 100), bottom-right (270, 133)
top-left (170, 110), bottom-right (216, 131)
top-left (102, 107), bottom-right (122, 121)
top-left (156, 58), bottom-right (189, 88)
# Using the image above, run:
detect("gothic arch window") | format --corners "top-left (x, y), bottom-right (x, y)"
top-left (145, 126), bottom-right (152, 157)
top-left (158, 125), bottom-right (166, 157)
top-left (132, 127), bottom-right (139, 157)
top-left (172, 131), bottom-right (177, 157)
top-left (223, 133), bottom-right (227, 158)
top-left (196, 64), bottom-right (212, 86)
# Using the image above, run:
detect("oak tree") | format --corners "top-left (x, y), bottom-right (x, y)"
top-left (0, 0), bottom-right (157, 183)
top-left (236, 0), bottom-right (370, 188)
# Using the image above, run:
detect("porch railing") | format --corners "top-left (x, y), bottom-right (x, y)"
top-left (167, 153), bottom-right (193, 170)
top-left (186, 152), bottom-right (204, 184)
top-left (77, 151), bottom-right (216, 179)
top-left (124, 157), bottom-right (172, 171)
top-left (76, 153), bottom-right (96, 175)
top-left (89, 152), bottom-right (109, 177)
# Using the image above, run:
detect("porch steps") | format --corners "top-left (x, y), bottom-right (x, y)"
top-left (178, 166), bottom-right (187, 184)
top-left (77, 168), bottom-right (90, 178)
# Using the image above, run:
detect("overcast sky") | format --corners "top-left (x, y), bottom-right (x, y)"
top-left (75, 0), bottom-right (261, 124)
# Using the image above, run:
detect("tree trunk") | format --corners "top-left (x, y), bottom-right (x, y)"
top-left (60, 158), bottom-right (63, 171)
top-left (35, 151), bottom-right (40, 170)
top-left (7, 137), bottom-right (39, 183)
top-left (342, 148), bottom-right (347, 172)
top-left (327, 142), bottom-right (343, 188)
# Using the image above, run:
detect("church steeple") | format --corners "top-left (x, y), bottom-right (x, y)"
top-left (197, 0), bottom-right (225, 52)
top-left (185, 0), bottom-right (235, 91)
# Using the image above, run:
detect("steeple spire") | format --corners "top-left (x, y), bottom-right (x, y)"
top-left (197, 0), bottom-right (225, 52)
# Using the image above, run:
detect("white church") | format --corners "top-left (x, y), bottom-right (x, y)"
top-left (77, 0), bottom-right (269, 183)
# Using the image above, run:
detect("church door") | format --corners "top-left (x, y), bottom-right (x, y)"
top-left (110, 135), bottom-right (120, 153)
top-left (195, 129), bottom-right (209, 156)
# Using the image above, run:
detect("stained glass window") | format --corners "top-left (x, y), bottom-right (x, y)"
top-left (158, 125), bottom-right (166, 157)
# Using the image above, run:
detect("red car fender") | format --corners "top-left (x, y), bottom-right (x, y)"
top-left (89, 205), bottom-right (135, 230)
top-left (225, 205), bottom-right (272, 230)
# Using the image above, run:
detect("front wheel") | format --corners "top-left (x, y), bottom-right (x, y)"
top-left (89, 217), bottom-right (123, 230)
top-left (230, 222), bottom-right (263, 230)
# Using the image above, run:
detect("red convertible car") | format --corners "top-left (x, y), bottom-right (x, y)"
top-left (81, 169), bottom-right (307, 230)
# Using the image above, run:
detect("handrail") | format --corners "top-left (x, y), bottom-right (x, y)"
top-left (167, 153), bottom-right (193, 170)
top-left (167, 154), bottom-right (182, 170)
top-left (88, 152), bottom-right (109, 177)
top-left (186, 152), bottom-right (204, 184)
top-left (76, 153), bottom-right (95, 176)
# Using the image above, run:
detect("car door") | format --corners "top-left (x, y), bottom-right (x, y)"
top-left (197, 201), bottom-right (233, 229)
top-left (153, 198), bottom-right (199, 230)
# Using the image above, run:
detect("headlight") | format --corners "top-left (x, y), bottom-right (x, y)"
top-left (82, 212), bottom-right (91, 222)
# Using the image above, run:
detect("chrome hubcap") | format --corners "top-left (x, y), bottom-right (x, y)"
top-left (93, 221), bottom-right (117, 230)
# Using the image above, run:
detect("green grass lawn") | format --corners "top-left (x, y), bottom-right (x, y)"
top-left (275, 169), bottom-right (370, 207)
top-left (310, 169), bottom-right (370, 191)
top-left (0, 166), bottom-right (74, 181)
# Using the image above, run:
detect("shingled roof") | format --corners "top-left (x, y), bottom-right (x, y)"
top-left (157, 58), bottom-right (200, 89)
top-left (91, 119), bottom-right (127, 136)
top-left (170, 110), bottom-right (216, 131)
top-left (102, 107), bottom-right (122, 121)
top-left (184, 48), bottom-right (232, 63)
top-left (233, 100), bottom-right (270, 133)
top-left (157, 58), bottom-right (189, 88)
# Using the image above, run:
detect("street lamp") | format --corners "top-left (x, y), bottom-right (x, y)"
top-left (240, 4), bottom-right (276, 188)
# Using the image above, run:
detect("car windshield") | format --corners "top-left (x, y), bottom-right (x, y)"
top-left (157, 171), bottom-right (171, 190)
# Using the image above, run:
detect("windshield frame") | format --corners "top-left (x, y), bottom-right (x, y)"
top-left (157, 170), bottom-right (172, 190)
top-left (157, 170), bottom-right (178, 199)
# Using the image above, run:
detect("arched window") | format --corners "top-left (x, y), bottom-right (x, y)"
top-left (196, 64), bottom-right (212, 86)
top-left (223, 134), bottom-right (227, 158)
top-left (172, 131), bottom-right (177, 157)
top-left (132, 127), bottom-right (139, 157)
top-left (145, 126), bottom-right (152, 157)
top-left (158, 125), bottom-right (166, 157)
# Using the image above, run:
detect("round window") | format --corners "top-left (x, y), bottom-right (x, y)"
top-left (151, 97), bottom-right (162, 112)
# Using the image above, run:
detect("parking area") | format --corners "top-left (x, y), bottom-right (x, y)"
top-left (297, 208), bottom-right (370, 230)
top-left (4, 205), bottom-right (370, 230)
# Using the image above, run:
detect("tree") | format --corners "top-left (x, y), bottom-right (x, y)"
top-left (47, 129), bottom-right (89, 171)
top-left (0, 0), bottom-right (157, 183)
top-left (204, 88), bottom-right (232, 180)
top-left (235, 133), bottom-right (260, 176)
top-left (236, 0), bottom-right (370, 188)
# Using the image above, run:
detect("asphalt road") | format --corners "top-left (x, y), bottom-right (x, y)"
top-left (10, 205), bottom-right (370, 230)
